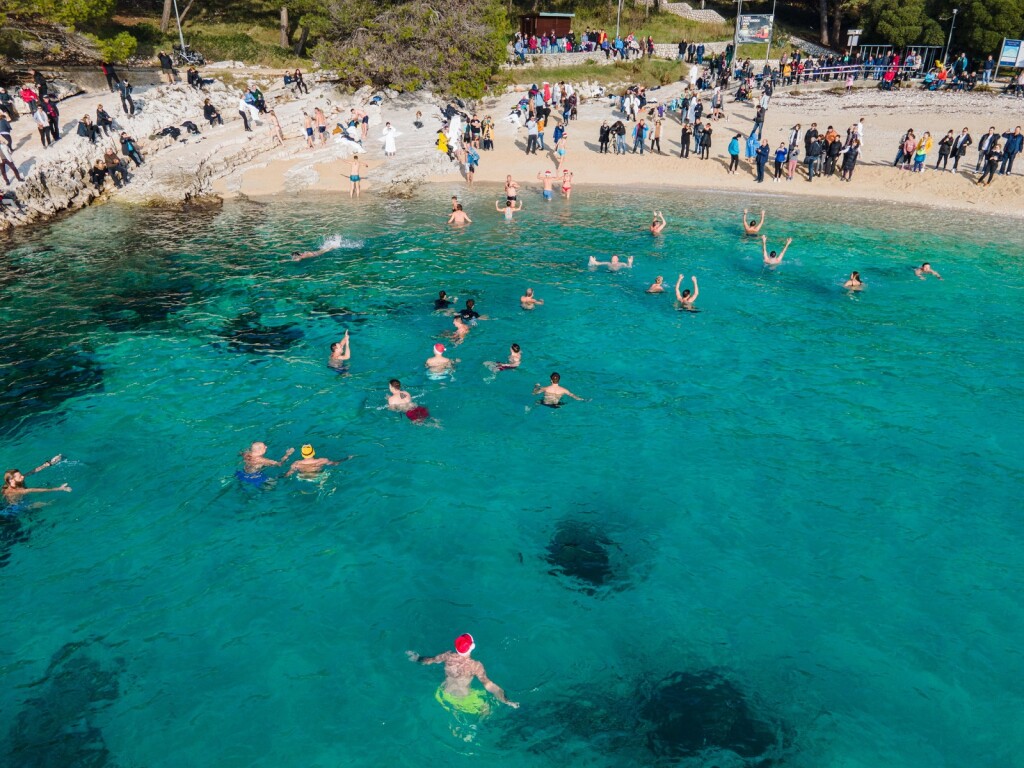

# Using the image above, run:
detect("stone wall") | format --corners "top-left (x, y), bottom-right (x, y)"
top-left (510, 41), bottom-right (731, 69)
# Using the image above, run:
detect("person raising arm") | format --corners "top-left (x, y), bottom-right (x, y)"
top-left (674, 274), bottom-right (699, 308)
top-left (743, 208), bottom-right (765, 235)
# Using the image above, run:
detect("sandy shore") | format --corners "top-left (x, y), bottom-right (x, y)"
top-left (3, 72), bottom-right (1022, 228)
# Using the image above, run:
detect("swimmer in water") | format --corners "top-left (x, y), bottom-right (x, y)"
top-left (388, 379), bottom-right (414, 411)
top-left (284, 444), bottom-right (351, 477)
top-left (589, 254), bottom-right (634, 271)
top-left (240, 442), bottom-right (294, 476)
top-left (496, 199), bottom-right (523, 220)
top-left (426, 343), bottom-right (458, 372)
top-left (674, 274), bottom-right (699, 309)
top-left (520, 288), bottom-right (544, 310)
top-left (650, 210), bottom-right (667, 235)
top-left (434, 290), bottom-right (454, 310)
top-left (3, 455), bottom-right (69, 503)
top-left (458, 299), bottom-right (483, 321)
top-left (843, 271), bottom-right (864, 291)
top-left (407, 633), bottom-right (519, 710)
top-left (448, 203), bottom-right (472, 226)
top-left (533, 372), bottom-right (584, 407)
top-left (646, 276), bottom-right (666, 293)
top-left (504, 175), bottom-right (520, 202)
top-left (743, 208), bottom-right (766, 235)
top-left (536, 170), bottom-right (556, 200)
top-left (915, 262), bottom-right (942, 280)
top-left (329, 329), bottom-right (351, 367)
top-left (291, 242), bottom-right (335, 261)
top-left (761, 235), bottom-right (792, 266)
top-left (450, 316), bottom-right (470, 344)
top-left (451, 196), bottom-right (459, 212)
top-left (485, 343), bottom-right (522, 372)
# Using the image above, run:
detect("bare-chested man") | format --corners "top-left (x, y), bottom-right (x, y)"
top-left (407, 633), bottom-right (519, 712)
top-left (388, 379), bottom-right (414, 411)
top-left (426, 343), bottom-right (457, 372)
top-left (504, 175), bottom-right (520, 203)
top-left (284, 444), bottom-right (350, 477)
top-left (238, 442), bottom-right (294, 483)
top-left (496, 199), bottom-right (523, 220)
top-left (647, 276), bottom-right (666, 293)
top-left (914, 262), bottom-right (942, 280)
top-left (589, 254), bottom-right (633, 271)
top-left (303, 111), bottom-right (315, 149)
top-left (533, 372), bottom-right (584, 407)
top-left (536, 170), bottom-right (556, 201)
top-left (650, 210), bottom-right (667, 235)
top-left (762, 235), bottom-right (792, 266)
top-left (329, 330), bottom-right (351, 367)
top-left (448, 203), bottom-right (472, 226)
top-left (3, 455), bottom-right (70, 503)
top-left (743, 208), bottom-right (766, 234)
top-left (350, 155), bottom-right (368, 197)
top-left (520, 288), bottom-right (544, 309)
top-left (291, 242), bottom-right (335, 261)
top-left (450, 316), bottom-right (470, 344)
top-left (674, 274), bottom-right (699, 309)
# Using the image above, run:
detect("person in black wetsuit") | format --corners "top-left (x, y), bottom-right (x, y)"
top-left (434, 290), bottom-right (453, 310)
top-left (458, 299), bottom-right (481, 321)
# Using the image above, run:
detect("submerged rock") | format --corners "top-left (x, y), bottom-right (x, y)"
top-left (5, 639), bottom-right (122, 767)
top-left (218, 310), bottom-right (303, 354)
top-left (499, 670), bottom-right (790, 766)
top-left (0, 341), bottom-right (104, 437)
top-left (639, 670), bottom-right (788, 766)
top-left (0, 513), bottom-right (30, 570)
top-left (546, 519), bottom-right (621, 594)
top-left (92, 281), bottom-right (198, 331)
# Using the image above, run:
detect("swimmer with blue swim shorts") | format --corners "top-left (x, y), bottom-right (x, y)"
top-left (237, 442), bottom-right (294, 485)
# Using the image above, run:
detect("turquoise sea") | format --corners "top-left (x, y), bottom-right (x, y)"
top-left (1, 189), bottom-right (1021, 767)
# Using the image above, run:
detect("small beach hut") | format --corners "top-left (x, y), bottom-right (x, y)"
top-left (520, 12), bottom-right (576, 39)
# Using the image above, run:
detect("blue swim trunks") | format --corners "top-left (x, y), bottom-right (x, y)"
top-left (543, 189), bottom-right (553, 200)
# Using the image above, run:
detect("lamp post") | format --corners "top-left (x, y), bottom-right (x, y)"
top-left (615, 0), bottom-right (623, 43)
top-left (764, 0), bottom-right (778, 65)
top-left (943, 8), bottom-right (959, 66)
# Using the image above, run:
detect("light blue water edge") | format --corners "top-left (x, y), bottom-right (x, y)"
top-left (1, 187), bottom-right (1022, 768)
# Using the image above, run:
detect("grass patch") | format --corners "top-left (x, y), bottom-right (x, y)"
top-left (112, 14), bottom-right (307, 67)
top-left (495, 57), bottom-right (689, 89)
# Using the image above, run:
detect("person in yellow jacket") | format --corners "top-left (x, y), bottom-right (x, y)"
top-left (436, 129), bottom-right (449, 156)
top-left (912, 131), bottom-right (932, 172)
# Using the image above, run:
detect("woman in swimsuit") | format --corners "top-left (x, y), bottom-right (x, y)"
top-left (843, 271), bottom-right (864, 291)
top-left (554, 134), bottom-right (568, 171)
top-left (560, 169), bottom-right (573, 199)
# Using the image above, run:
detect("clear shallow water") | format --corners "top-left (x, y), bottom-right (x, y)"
top-left (1, 189), bottom-right (1022, 767)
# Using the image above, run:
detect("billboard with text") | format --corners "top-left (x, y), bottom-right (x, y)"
top-left (737, 14), bottom-right (774, 44)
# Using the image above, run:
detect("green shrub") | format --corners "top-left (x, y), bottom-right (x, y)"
top-left (87, 31), bottom-right (137, 63)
